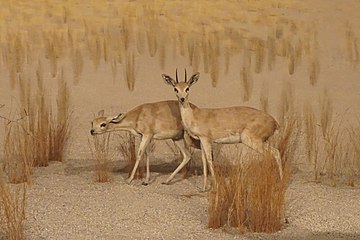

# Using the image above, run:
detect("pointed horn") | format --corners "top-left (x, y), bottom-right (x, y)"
top-left (184, 68), bottom-right (187, 82)
top-left (175, 68), bottom-right (179, 83)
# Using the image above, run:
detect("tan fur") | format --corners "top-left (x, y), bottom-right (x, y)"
top-left (163, 71), bottom-right (283, 191)
top-left (91, 100), bottom-right (199, 185)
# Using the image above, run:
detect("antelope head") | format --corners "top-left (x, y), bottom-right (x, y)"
top-left (162, 69), bottom-right (200, 105)
top-left (90, 110), bottom-right (124, 135)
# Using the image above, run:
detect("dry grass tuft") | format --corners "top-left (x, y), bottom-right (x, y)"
top-left (348, 121), bottom-right (360, 186)
top-left (346, 26), bottom-right (360, 69)
top-left (89, 134), bottom-right (112, 183)
top-left (303, 103), bottom-right (320, 180)
top-left (309, 57), bottom-right (320, 86)
top-left (208, 154), bottom-right (289, 233)
top-left (259, 81), bottom-right (269, 113)
top-left (251, 37), bottom-right (265, 74)
top-left (319, 89), bottom-right (333, 137)
top-left (208, 115), bottom-right (298, 233)
top-left (0, 175), bottom-right (26, 240)
top-left (241, 48), bottom-right (253, 102)
top-left (278, 80), bottom-right (294, 126)
top-left (267, 35), bottom-right (276, 71)
top-left (209, 33), bottom-right (221, 87)
top-left (50, 69), bottom-right (71, 162)
top-left (3, 122), bottom-right (33, 184)
top-left (124, 51), bottom-right (136, 91)
top-left (3, 64), bottom-right (71, 182)
top-left (72, 48), bottom-right (84, 85)
top-left (322, 124), bottom-right (341, 186)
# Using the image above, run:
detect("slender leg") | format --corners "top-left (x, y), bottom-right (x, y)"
top-left (268, 145), bottom-right (283, 179)
top-left (142, 147), bottom-right (151, 185)
top-left (127, 134), bottom-right (152, 184)
top-left (201, 148), bottom-right (208, 191)
top-left (241, 131), bottom-right (283, 180)
top-left (199, 137), bottom-right (214, 191)
top-left (163, 139), bottom-right (191, 184)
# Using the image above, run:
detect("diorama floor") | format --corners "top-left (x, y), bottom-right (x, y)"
top-left (20, 158), bottom-right (360, 240)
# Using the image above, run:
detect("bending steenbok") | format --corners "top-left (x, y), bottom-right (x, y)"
top-left (90, 101), bottom-right (200, 185)
top-left (163, 70), bottom-right (283, 190)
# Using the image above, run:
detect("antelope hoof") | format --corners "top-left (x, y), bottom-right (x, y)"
top-left (200, 185), bottom-right (211, 193)
top-left (126, 178), bottom-right (133, 185)
top-left (142, 181), bottom-right (149, 186)
top-left (161, 181), bottom-right (170, 185)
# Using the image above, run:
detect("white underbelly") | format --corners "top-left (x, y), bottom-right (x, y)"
top-left (213, 135), bottom-right (242, 144)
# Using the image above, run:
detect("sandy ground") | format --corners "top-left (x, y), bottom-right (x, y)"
top-left (22, 158), bottom-right (360, 240)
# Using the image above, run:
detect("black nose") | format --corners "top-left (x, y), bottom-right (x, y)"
top-left (180, 97), bottom-right (185, 103)
top-left (90, 129), bottom-right (95, 135)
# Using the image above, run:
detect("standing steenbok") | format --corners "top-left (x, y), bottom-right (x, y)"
top-left (90, 101), bottom-right (200, 185)
top-left (163, 70), bottom-right (283, 190)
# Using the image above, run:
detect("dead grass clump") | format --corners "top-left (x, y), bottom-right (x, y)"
top-left (50, 69), bottom-right (71, 162)
top-left (348, 122), bottom-right (360, 186)
top-left (287, 42), bottom-right (295, 75)
top-left (322, 125), bottom-right (341, 186)
top-left (208, 115), bottom-right (298, 233)
top-left (303, 103), bottom-right (320, 180)
top-left (0, 175), bottom-right (26, 240)
top-left (43, 31), bottom-right (66, 77)
top-left (3, 64), bottom-right (71, 182)
top-left (319, 89), bottom-right (333, 137)
top-left (209, 32), bottom-right (221, 87)
top-left (124, 51), bottom-right (136, 91)
top-left (3, 122), bottom-right (33, 184)
top-left (3, 33), bottom-right (26, 89)
top-left (208, 153), bottom-right (289, 233)
top-left (267, 35), bottom-right (276, 71)
top-left (251, 37), bottom-right (265, 74)
top-left (309, 57), bottom-right (320, 86)
top-left (89, 134), bottom-right (112, 183)
top-left (259, 81), bottom-right (269, 113)
top-left (278, 80), bottom-right (294, 126)
top-left (241, 48), bottom-right (253, 102)
top-left (71, 48), bottom-right (84, 85)
top-left (345, 26), bottom-right (360, 69)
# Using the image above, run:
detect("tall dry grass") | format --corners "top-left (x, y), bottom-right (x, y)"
top-left (3, 122), bottom-right (33, 184)
top-left (259, 81), bottom-right (269, 113)
top-left (89, 134), bottom-right (112, 183)
top-left (241, 47), bottom-right (253, 102)
top-left (3, 64), bottom-right (71, 183)
top-left (124, 51), bottom-right (136, 91)
top-left (50, 69), bottom-right (71, 162)
top-left (208, 154), bottom-right (289, 233)
top-left (345, 26), bottom-right (359, 69)
top-left (303, 103), bottom-right (320, 181)
top-left (0, 174), bottom-right (26, 240)
top-left (278, 80), bottom-right (294, 126)
top-left (348, 121), bottom-right (360, 186)
top-left (208, 116), bottom-right (298, 233)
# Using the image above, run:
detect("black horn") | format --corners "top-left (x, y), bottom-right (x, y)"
top-left (175, 68), bottom-right (179, 83)
top-left (184, 68), bottom-right (187, 82)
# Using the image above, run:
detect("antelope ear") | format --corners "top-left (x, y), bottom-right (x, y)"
top-left (97, 110), bottom-right (105, 117)
top-left (110, 113), bottom-right (124, 123)
top-left (188, 72), bottom-right (200, 87)
top-left (162, 74), bottom-right (176, 87)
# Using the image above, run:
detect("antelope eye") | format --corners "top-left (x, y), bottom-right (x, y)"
top-left (174, 88), bottom-right (179, 93)
top-left (185, 87), bottom-right (189, 93)
top-left (100, 123), bottom-right (107, 128)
